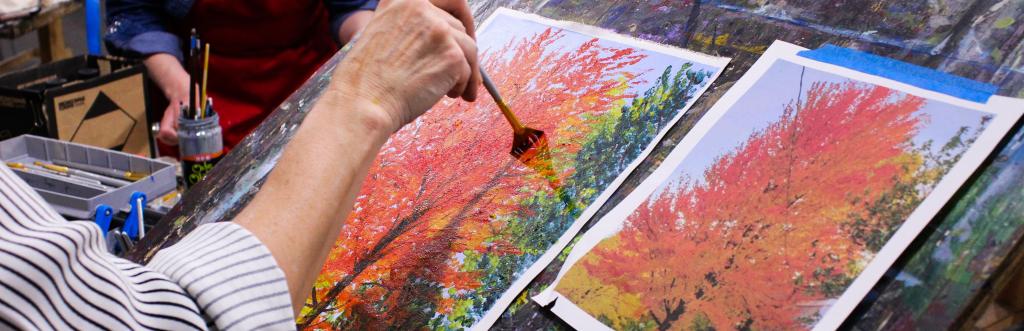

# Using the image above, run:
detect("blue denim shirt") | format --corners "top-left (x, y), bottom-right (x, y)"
top-left (106, 0), bottom-right (377, 61)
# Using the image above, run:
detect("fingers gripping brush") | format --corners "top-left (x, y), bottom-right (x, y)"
top-left (479, 69), bottom-right (548, 161)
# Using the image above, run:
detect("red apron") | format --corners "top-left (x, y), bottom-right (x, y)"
top-left (172, 0), bottom-right (338, 152)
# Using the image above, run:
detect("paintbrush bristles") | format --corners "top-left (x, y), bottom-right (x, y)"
top-left (478, 68), bottom-right (548, 161)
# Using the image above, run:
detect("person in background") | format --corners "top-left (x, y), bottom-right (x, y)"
top-left (106, 0), bottom-right (377, 151)
top-left (0, 0), bottom-right (480, 328)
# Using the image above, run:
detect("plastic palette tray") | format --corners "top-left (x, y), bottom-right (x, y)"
top-left (0, 135), bottom-right (176, 219)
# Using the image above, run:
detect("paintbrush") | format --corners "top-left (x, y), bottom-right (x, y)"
top-left (200, 43), bottom-right (210, 119)
top-left (6, 162), bottom-right (111, 190)
top-left (479, 69), bottom-right (548, 160)
top-left (189, 29), bottom-right (198, 119)
top-left (479, 70), bottom-right (580, 213)
top-left (34, 161), bottom-right (131, 187)
top-left (50, 160), bottom-right (149, 181)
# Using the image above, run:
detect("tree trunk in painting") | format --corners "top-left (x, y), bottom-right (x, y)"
top-left (298, 28), bottom-right (663, 328)
top-left (300, 161), bottom-right (516, 327)
top-left (557, 81), bottom-right (988, 329)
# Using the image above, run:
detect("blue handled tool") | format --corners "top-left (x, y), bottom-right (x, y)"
top-left (85, 0), bottom-right (101, 55)
top-left (123, 192), bottom-right (147, 240)
top-left (92, 204), bottom-right (113, 236)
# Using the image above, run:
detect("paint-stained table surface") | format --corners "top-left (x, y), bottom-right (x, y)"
top-left (130, 0), bottom-right (1024, 329)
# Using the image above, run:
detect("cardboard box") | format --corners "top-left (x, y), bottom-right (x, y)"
top-left (0, 55), bottom-right (155, 157)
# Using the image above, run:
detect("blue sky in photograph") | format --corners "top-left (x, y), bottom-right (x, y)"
top-left (476, 13), bottom-right (722, 97)
top-left (667, 59), bottom-right (990, 187)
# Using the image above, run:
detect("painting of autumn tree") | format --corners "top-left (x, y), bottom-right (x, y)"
top-left (298, 11), bottom-right (725, 329)
top-left (554, 61), bottom-right (993, 330)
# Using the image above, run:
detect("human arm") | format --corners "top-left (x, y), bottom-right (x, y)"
top-left (0, 0), bottom-right (477, 326)
top-left (106, 0), bottom-right (186, 61)
top-left (107, 0), bottom-right (190, 145)
top-left (0, 164), bottom-right (290, 329)
top-left (232, 0), bottom-right (479, 314)
top-left (144, 54), bottom-right (191, 145)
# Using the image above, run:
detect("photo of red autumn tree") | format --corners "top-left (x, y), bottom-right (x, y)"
top-left (555, 62), bottom-right (991, 330)
top-left (298, 13), bottom-right (722, 328)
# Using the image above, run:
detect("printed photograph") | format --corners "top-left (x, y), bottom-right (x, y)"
top-left (553, 59), bottom-right (993, 330)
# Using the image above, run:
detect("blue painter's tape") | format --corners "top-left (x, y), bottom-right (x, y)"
top-left (798, 44), bottom-right (997, 103)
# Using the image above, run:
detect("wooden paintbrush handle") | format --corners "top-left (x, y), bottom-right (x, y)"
top-left (496, 100), bottom-right (525, 134)
top-left (480, 69), bottom-right (525, 133)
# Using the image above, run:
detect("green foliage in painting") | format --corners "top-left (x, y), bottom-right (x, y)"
top-left (868, 123), bottom-right (1024, 331)
top-left (441, 65), bottom-right (710, 326)
top-left (556, 81), bottom-right (989, 330)
top-left (300, 22), bottom-right (716, 329)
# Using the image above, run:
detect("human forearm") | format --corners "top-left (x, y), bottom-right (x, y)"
top-left (233, 88), bottom-right (393, 314)
top-left (144, 53), bottom-right (191, 144)
top-left (231, 0), bottom-right (479, 315)
top-left (106, 0), bottom-right (184, 60)
top-left (143, 54), bottom-right (190, 101)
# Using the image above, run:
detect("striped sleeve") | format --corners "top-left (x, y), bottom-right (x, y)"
top-left (0, 165), bottom-right (206, 330)
top-left (0, 164), bottom-right (295, 330)
top-left (147, 223), bottom-right (295, 330)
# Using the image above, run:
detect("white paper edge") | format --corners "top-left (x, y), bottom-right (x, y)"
top-left (535, 39), bottom-right (1024, 330)
top-left (549, 291), bottom-right (616, 331)
top-left (470, 8), bottom-right (732, 330)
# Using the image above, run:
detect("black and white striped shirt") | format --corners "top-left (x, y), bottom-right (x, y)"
top-left (0, 165), bottom-right (295, 330)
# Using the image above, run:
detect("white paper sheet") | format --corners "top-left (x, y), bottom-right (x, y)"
top-left (469, 8), bottom-right (731, 330)
top-left (536, 40), bottom-right (1024, 330)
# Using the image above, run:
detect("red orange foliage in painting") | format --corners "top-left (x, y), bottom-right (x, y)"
top-left (299, 28), bottom-right (646, 328)
top-left (559, 82), bottom-right (927, 330)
